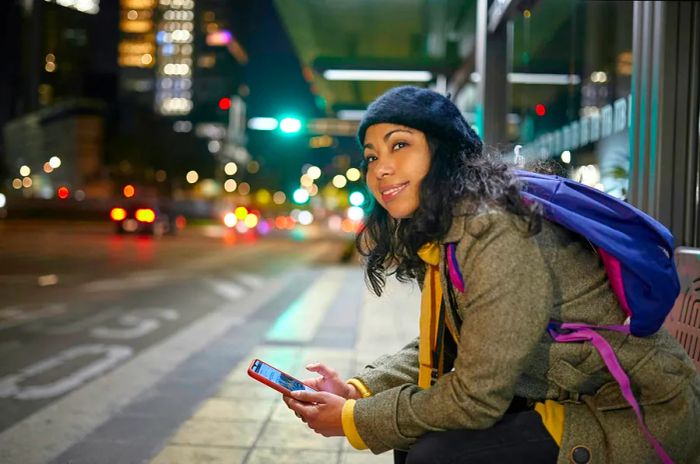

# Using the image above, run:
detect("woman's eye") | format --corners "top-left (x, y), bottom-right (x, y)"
top-left (364, 155), bottom-right (377, 164)
top-left (392, 141), bottom-right (407, 151)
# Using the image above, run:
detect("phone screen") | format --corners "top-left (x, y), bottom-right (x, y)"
top-left (251, 360), bottom-right (316, 392)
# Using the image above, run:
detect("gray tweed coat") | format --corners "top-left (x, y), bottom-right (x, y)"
top-left (352, 209), bottom-right (700, 463)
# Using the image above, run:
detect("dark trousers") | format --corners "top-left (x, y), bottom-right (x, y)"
top-left (393, 410), bottom-right (559, 464)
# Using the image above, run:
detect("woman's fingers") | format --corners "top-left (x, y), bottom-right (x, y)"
top-left (305, 363), bottom-right (337, 379)
top-left (284, 396), bottom-right (313, 422)
top-left (290, 389), bottom-right (327, 404)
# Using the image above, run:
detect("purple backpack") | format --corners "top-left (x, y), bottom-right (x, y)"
top-left (444, 171), bottom-right (681, 463)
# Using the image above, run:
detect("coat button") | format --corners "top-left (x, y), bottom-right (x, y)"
top-left (571, 445), bottom-right (591, 463)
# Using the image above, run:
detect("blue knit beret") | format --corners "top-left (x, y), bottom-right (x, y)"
top-left (357, 85), bottom-right (482, 155)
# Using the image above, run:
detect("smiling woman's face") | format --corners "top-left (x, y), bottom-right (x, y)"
top-left (363, 123), bottom-right (431, 219)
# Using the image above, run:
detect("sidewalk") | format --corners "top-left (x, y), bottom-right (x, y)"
top-left (147, 266), bottom-right (421, 464)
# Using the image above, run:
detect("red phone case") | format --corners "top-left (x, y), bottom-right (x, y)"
top-left (247, 358), bottom-right (316, 396)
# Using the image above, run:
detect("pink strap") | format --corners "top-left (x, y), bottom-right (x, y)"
top-left (597, 248), bottom-right (632, 317)
top-left (549, 323), bottom-right (674, 464)
top-left (446, 243), bottom-right (465, 293)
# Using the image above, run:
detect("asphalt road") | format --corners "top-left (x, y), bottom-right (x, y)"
top-left (0, 220), bottom-right (352, 435)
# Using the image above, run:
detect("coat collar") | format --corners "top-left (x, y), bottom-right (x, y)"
top-left (443, 201), bottom-right (472, 243)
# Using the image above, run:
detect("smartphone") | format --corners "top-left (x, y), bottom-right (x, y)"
top-left (247, 358), bottom-right (317, 396)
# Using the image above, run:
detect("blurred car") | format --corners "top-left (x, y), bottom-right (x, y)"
top-left (110, 201), bottom-right (184, 237)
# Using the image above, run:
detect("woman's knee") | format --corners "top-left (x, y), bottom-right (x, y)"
top-left (405, 431), bottom-right (453, 464)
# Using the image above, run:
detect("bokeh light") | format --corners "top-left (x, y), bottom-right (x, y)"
top-left (297, 210), bottom-right (313, 225)
top-left (273, 191), bottom-right (286, 205)
top-left (332, 174), bottom-right (347, 188)
top-left (307, 166), bottom-right (321, 180)
top-left (224, 162), bottom-right (238, 175)
top-left (238, 182), bottom-right (251, 195)
top-left (244, 213), bottom-right (259, 228)
top-left (224, 179), bottom-right (237, 192)
top-left (255, 189), bottom-right (271, 205)
top-left (349, 191), bottom-right (365, 206)
top-left (346, 168), bottom-right (361, 181)
top-left (123, 184), bottom-right (135, 198)
top-left (293, 188), bottom-right (309, 203)
top-left (223, 212), bottom-right (237, 228)
top-left (186, 170), bottom-right (199, 183)
top-left (347, 206), bottom-right (364, 221)
top-left (300, 174), bottom-right (313, 188)
top-left (235, 206), bottom-right (249, 220)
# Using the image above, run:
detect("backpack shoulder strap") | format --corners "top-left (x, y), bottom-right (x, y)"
top-left (443, 244), bottom-right (464, 335)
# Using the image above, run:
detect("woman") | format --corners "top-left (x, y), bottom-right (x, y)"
top-left (283, 86), bottom-right (700, 463)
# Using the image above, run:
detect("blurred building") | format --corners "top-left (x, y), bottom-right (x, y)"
top-left (119, 0), bottom-right (158, 108)
top-left (116, 0), bottom-right (250, 199)
top-left (1, 0), bottom-right (251, 204)
top-left (2, 0), bottom-right (118, 201)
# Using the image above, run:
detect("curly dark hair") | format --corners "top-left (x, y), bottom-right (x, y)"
top-left (355, 137), bottom-right (542, 296)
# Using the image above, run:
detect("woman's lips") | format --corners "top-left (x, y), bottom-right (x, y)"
top-left (381, 182), bottom-right (409, 202)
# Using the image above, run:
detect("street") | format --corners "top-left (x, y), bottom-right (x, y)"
top-left (0, 221), bottom-right (421, 464)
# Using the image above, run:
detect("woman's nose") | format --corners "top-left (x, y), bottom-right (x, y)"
top-left (374, 158), bottom-right (394, 178)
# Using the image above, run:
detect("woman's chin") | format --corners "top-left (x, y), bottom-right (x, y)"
top-left (385, 204), bottom-right (417, 219)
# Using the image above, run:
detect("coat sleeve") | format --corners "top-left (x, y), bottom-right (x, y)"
top-left (351, 338), bottom-right (420, 394)
top-left (352, 212), bottom-right (554, 453)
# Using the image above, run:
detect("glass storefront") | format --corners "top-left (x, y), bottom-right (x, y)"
top-left (511, 0), bottom-right (633, 199)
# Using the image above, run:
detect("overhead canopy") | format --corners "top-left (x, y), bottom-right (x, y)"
top-left (273, 0), bottom-right (477, 114)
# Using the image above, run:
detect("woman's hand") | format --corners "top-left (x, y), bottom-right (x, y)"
top-left (283, 390), bottom-right (346, 437)
top-left (302, 363), bottom-right (360, 399)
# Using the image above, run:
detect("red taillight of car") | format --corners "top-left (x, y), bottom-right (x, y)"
top-left (135, 208), bottom-right (156, 223)
top-left (110, 207), bottom-right (127, 221)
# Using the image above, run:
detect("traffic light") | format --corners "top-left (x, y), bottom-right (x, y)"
top-left (279, 116), bottom-right (302, 134)
top-left (218, 97), bottom-right (232, 111)
top-left (535, 104), bottom-right (546, 117)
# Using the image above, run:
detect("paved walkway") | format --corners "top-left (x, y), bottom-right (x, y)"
top-left (145, 265), bottom-right (420, 464)
top-left (151, 267), bottom-right (419, 464)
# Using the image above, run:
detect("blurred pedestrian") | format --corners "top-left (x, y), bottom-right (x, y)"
top-left (283, 86), bottom-right (700, 463)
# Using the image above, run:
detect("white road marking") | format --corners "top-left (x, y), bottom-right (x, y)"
top-left (0, 345), bottom-right (133, 400)
top-left (0, 304), bottom-right (67, 331)
top-left (80, 271), bottom-right (167, 293)
top-left (90, 315), bottom-right (161, 340)
top-left (207, 279), bottom-right (246, 299)
top-left (157, 309), bottom-right (179, 320)
top-left (0, 306), bottom-right (23, 318)
top-left (236, 273), bottom-right (264, 288)
top-left (0, 272), bottom-right (293, 464)
top-left (33, 308), bottom-right (119, 335)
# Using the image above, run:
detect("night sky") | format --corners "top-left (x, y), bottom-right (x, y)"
top-left (236, 0), bottom-right (330, 193)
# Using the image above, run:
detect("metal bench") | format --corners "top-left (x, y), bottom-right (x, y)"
top-left (664, 247), bottom-right (700, 371)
